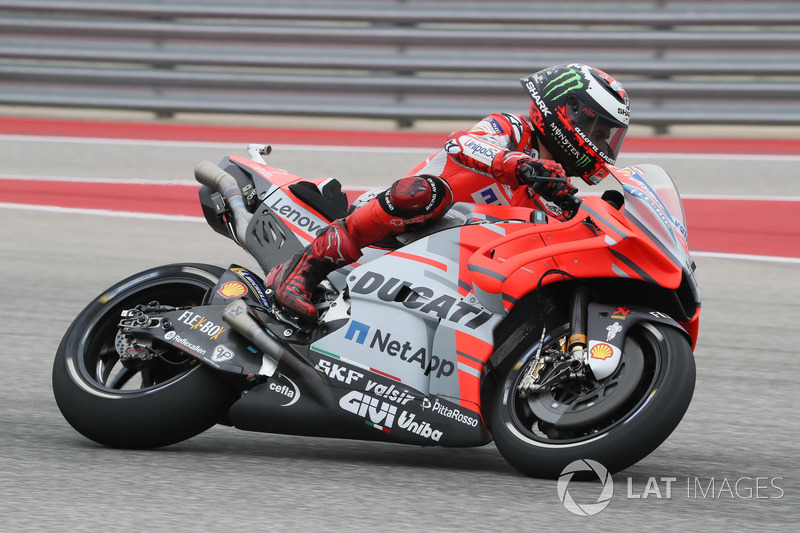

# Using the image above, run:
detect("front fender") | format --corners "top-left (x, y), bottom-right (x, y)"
top-left (585, 302), bottom-right (690, 380)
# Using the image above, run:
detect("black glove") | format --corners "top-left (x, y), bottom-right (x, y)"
top-left (516, 159), bottom-right (576, 202)
top-left (516, 158), bottom-right (567, 184)
top-left (514, 157), bottom-right (580, 215)
top-left (531, 177), bottom-right (578, 204)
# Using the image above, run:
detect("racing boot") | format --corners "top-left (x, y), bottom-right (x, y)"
top-left (266, 220), bottom-right (362, 325)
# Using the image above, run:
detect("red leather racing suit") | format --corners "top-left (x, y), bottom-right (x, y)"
top-left (343, 112), bottom-right (569, 248)
top-left (266, 112), bottom-right (574, 323)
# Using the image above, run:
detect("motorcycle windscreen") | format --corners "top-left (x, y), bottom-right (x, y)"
top-left (614, 164), bottom-right (691, 266)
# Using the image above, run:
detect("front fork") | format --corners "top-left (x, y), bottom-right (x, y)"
top-left (516, 285), bottom-right (692, 398)
top-left (517, 287), bottom-right (591, 397)
top-left (567, 287), bottom-right (590, 354)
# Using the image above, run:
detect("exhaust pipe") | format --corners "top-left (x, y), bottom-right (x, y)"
top-left (194, 161), bottom-right (252, 245)
top-left (221, 299), bottom-right (325, 385)
top-left (222, 299), bottom-right (282, 377)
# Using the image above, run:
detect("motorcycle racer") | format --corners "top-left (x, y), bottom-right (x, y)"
top-left (267, 63), bottom-right (631, 325)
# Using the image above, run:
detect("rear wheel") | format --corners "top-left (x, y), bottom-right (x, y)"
top-left (53, 263), bottom-right (238, 449)
top-left (490, 322), bottom-right (695, 478)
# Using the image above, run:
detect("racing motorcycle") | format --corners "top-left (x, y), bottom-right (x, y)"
top-left (53, 144), bottom-right (700, 478)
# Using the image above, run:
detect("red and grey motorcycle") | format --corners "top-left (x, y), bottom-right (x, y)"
top-left (53, 144), bottom-right (700, 478)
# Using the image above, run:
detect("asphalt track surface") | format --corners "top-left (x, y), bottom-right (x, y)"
top-left (1, 119), bottom-right (799, 531)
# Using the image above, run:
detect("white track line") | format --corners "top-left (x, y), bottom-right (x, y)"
top-left (0, 134), bottom-right (432, 154)
top-left (0, 174), bottom-right (200, 186)
top-left (0, 202), bottom-right (202, 222)
top-left (691, 251), bottom-right (800, 264)
top-left (2, 133), bottom-right (800, 160)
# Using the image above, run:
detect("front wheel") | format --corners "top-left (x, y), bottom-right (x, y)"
top-left (53, 263), bottom-right (238, 449)
top-left (490, 322), bottom-right (695, 478)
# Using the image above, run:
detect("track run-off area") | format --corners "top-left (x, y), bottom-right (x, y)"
top-left (1, 116), bottom-right (798, 531)
top-left (2, 116), bottom-right (799, 262)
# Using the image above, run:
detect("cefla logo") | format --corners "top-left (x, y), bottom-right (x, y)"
top-left (269, 374), bottom-right (300, 407)
top-left (557, 459), bottom-right (614, 516)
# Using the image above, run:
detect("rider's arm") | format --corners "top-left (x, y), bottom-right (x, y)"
top-left (444, 113), bottom-right (534, 186)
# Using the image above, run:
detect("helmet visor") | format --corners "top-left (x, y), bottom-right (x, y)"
top-left (566, 99), bottom-right (628, 162)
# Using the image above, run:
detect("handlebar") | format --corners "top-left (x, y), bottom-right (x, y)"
top-left (525, 174), bottom-right (583, 219)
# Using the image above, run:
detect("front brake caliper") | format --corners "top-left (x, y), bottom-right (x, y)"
top-left (517, 328), bottom-right (587, 397)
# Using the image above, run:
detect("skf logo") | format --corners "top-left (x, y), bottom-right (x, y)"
top-left (217, 281), bottom-right (247, 298)
top-left (590, 343), bottom-right (614, 360)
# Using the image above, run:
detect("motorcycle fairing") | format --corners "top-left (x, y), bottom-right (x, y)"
top-left (468, 197), bottom-right (685, 313)
top-left (310, 227), bottom-right (503, 415)
top-left (229, 155), bottom-right (306, 195)
top-left (201, 155), bottom-right (353, 273)
top-left (613, 164), bottom-right (690, 263)
top-left (256, 185), bottom-right (333, 246)
top-left (228, 362), bottom-right (492, 446)
top-left (242, 204), bottom-right (305, 270)
top-left (584, 302), bottom-right (689, 380)
top-left (195, 158), bottom-right (698, 440)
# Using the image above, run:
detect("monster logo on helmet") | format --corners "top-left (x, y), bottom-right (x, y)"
top-left (521, 64), bottom-right (630, 185)
top-left (543, 69), bottom-right (585, 100)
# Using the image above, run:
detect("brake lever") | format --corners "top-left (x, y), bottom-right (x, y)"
top-left (527, 175), bottom-right (570, 190)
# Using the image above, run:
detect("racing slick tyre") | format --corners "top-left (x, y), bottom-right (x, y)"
top-left (490, 322), bottom-right (695, 479)
top-left (53, 263), bottom-right (237, 449)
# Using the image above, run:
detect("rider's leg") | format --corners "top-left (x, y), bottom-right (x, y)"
top-left (267, 175), bottom-right (452, 324)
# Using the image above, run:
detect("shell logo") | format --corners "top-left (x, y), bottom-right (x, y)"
top-left (217, 282), bottom-right (248, 298)
top-left (589, 343), bottom-right (614, 361)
